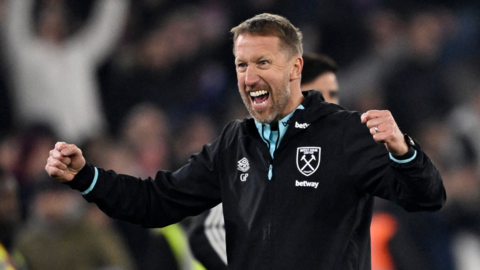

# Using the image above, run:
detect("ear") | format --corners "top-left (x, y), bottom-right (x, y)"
top-left (290, 56), bottom-right (303, 81)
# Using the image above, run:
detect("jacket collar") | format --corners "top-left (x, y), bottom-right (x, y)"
top-left (244, 90), bottom-right (346, 139)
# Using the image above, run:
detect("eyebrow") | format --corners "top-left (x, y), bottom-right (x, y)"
top-left (236, 53), bottom-right (273, 63)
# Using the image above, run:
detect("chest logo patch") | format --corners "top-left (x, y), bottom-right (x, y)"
top-left (237, 157), bottom-right (250, 172)
top-left (296, 147), bottom-right (321, 176)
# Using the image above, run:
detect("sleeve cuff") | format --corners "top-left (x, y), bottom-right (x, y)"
top-left (81, 167), bottom-right (98, 195)
top-left (389, 149), bottom-right (417, 164)
top-left (64, 162), bottom-right (97, 193)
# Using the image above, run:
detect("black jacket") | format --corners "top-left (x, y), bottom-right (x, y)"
top-left (68, 91), bottom-right (446, 270)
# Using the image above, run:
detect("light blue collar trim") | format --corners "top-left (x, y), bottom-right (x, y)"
top-left (255, 104), bottom-right (305, 157)
top-left (255, 105), bottom-right (304, 180)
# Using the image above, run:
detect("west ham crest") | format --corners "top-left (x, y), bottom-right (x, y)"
top-left (296, 147), bottom-right (321, 176)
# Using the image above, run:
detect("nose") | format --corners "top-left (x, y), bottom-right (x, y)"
top-left (244, 66), bottom-right (259, 87)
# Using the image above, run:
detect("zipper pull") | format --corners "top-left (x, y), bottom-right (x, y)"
top-left (268, 164), bottom-right (273, 180)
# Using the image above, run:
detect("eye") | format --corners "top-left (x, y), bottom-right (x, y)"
top-left (236, 62), bottom-right (247, 72)
top-left (258, 60), bottom-right (269, 65)
top-left (256, 60), bottom-right (270, 69)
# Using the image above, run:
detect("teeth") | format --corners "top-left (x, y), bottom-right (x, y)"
top-left (254, 99), bottom-right (267, 105)
top-left (249, 90), bottom-right (268, 97)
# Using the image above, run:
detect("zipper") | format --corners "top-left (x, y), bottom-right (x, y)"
top-left (268, 164), bottom-right (273, 180)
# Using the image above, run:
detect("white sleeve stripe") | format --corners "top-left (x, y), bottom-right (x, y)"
top-left (204, 204), bottom-right (228, 264)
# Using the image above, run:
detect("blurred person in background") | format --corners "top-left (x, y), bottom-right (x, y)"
top-left (300, 52), bottom-right (339, 104)
top-left (4, 0), bottom-right (129, 144)
top-left (0, 167), bottom-right (28, 270)
top-left (0, 132), bottom-right (21, 179)
top-left (16, 180), bottom-right (134, 270)
top-left (448, 90), bottom-right (480, 173)
top-left (10, 124), bottom-right (58, 220)
top-left (171, 114), bottom-right (219, 170)
top-left (441, 90), bottom-right (480, 269)
top-left (119, 103), bottom-right (172, 177)
top-left (115, 103), bottom-right (178, 270)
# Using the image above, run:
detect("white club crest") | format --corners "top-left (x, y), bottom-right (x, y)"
top-left (237, 157), bottom-right (250, 172)
top-left (296, 147), bottom-right (321, 176)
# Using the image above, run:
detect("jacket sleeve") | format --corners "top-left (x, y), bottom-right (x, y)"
top-left (66, 137), bottom-right (223, 228)
top-left (342, 112), bottom-right (446, 212)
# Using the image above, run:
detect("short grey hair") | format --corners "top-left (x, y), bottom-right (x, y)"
top-left (231, 13), bottom-right (303, 58)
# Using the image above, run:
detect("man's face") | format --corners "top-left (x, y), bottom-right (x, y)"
top-left (301, 72), bottom-right (339, 104)
top-left (234, 34), bottom-right (296, 124)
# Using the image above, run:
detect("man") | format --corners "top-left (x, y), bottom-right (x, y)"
top-left (46, 13), bottom-right (445, 270)
top-left (301, 52), bottom-right (339, 104)
top-left (187, 52), bottom-right (341, 270)
top-left (5, 0), bottom-right (129, 144)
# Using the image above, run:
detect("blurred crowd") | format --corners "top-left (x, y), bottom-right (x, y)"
top-left (1, 0), bottom-right (480, 269)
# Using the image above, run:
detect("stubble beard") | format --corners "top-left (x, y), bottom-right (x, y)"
top-left (240, 76), bottom-right (291, 125)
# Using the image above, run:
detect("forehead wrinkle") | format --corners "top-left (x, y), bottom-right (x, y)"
top-left (234, 34), bottom-right (282, 52)
top-left (255, 53), bottom-right (274, 62)
top-left (235, 50), bottom-right (274, 66)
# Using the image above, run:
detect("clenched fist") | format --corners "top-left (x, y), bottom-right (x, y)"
top-left (45, 142), bottom-right (86, 182)
top-left (361, 110), bottom-right (409, 156)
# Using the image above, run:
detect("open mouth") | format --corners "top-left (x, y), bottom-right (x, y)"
top-left (249, 90), bottom-right (269, 106)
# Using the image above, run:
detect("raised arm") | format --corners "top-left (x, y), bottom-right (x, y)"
top-left (4, 0), bottom-right (36, 54)
top-left (46, 140), bottom-right (222, 228)
top-left (344, 111), bottom-right (446, 212)
top-left (69, 0), bottom-right (129, 62)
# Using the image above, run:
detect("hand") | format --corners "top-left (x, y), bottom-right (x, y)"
top-left (360, 110), bottom-right (409, 156)
top-left (45, 142), bottom-right (86, 183)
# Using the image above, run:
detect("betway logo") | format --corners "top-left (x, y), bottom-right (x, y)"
top-left (295, 180), bottom-right (319, 189)
top-left (295, 121), bottom-right (310, 129)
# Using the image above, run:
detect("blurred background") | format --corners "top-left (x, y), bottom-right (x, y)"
top-left (1, 0), bottom-right (480, 269)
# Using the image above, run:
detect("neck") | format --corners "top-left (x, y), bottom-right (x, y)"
top-left (281, 85), bottom-right (304, 119)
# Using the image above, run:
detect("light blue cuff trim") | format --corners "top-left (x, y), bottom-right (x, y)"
top-left (81, 167), bottom-right (98, 195)
top-left (389, 150), bottom-right (417, 164)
